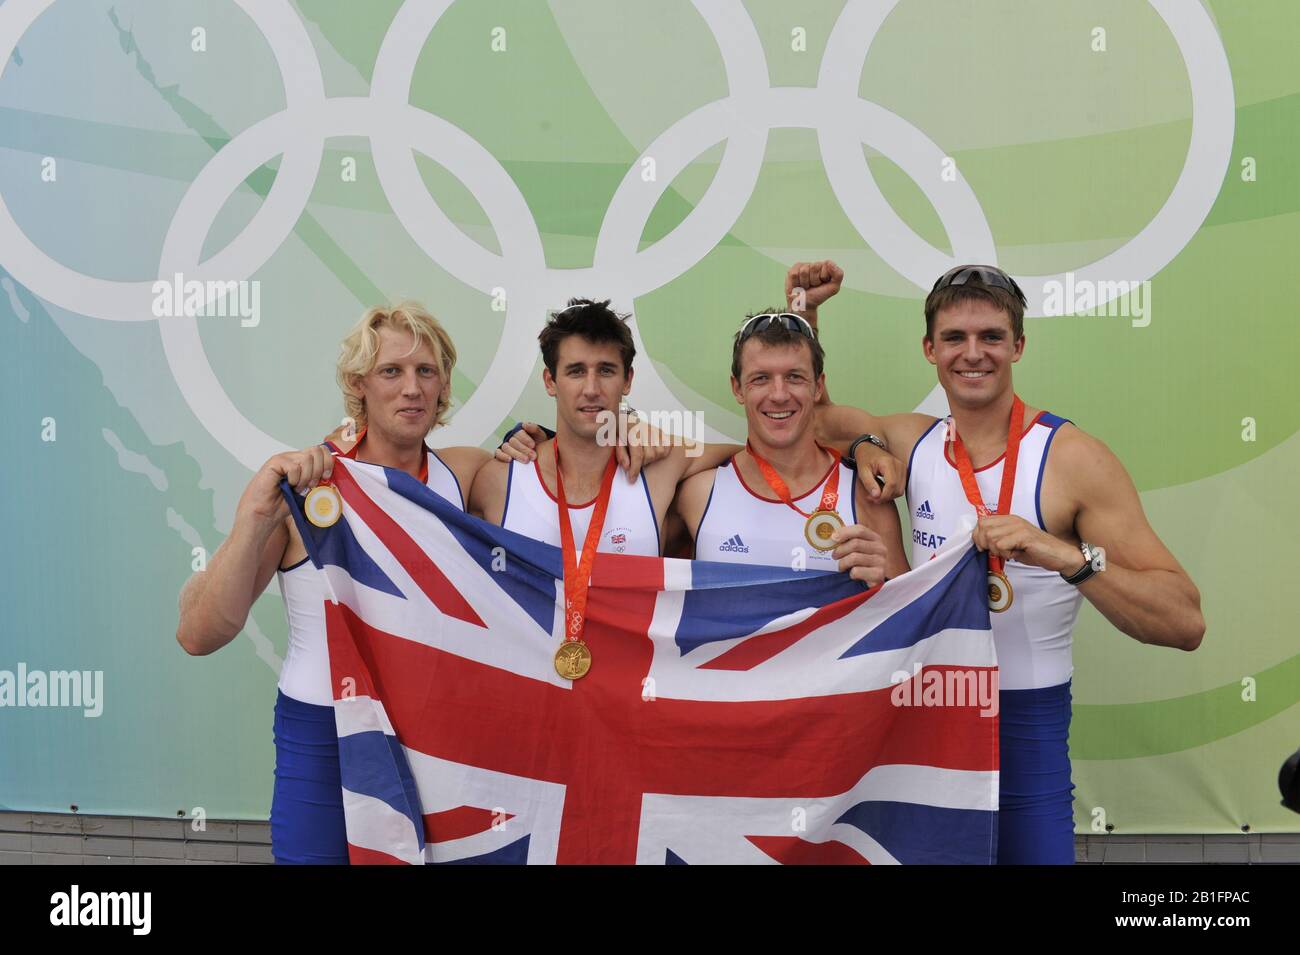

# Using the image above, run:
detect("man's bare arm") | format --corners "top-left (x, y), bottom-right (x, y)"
top-left (177, 520), bottom-right (288, 656)
top-left (469, 457), bottom-right (510, 525)
top-left (973, 427), bottom-right (1204, 651)
top-left (853, 479), bottom-right (911, 580)
top-left (176, 445), bottom-right (333, 655)
top-left (1063, 430), bottom-right (1204, 650)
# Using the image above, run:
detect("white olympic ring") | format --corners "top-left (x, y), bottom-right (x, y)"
top-left (0, 0), bottom-right (1234, 465)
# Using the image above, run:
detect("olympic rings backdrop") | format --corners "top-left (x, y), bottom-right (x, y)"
top-left (1, 0), bottom-right (1297, 834)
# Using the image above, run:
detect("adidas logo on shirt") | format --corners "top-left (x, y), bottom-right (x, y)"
top-left (718, 534), bottom-right (750, 554)
top-left (914, 500), bottom-right (936, 521)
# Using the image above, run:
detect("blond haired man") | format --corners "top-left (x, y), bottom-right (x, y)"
top-left (176, 301), bottom-right (500, 863)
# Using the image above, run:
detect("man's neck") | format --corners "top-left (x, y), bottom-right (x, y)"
top-left (949, 389), bottom-right (1017, 464)
top-left (744, 430), bottom-right (829, 492)
top-left (356, 426), bottom-right (425, 478)
top-left (551, 421), bottom-right (615, 495)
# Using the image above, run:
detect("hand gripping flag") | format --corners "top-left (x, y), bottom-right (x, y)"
top-left (282, 457), bottom-right (999, 864)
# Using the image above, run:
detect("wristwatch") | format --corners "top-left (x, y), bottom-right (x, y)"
top-left (1061, 541), bottom-right (1099, 586)
top-left (847, 433), bottom-right (888, 459)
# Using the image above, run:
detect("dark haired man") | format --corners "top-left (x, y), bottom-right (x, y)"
top-left (667, 309), bottom-right (910, 584)
top-left (813, 263), bottom-right (1204, 863)
top-left (471, 299), bottom-right (738, 555)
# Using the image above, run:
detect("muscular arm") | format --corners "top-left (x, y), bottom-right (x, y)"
top-left (177, 519), bottom-right (288, 656)
top-left (853, 479), bottom-right (911, 580)
top-left (816, 402), bottom-right (935, 464)
top-left (1060, 430), bottom-right (1204, 650)
top-left (175, 444), bottom-right (336, 655)
top-left (469, 457), bottom-right (510, 525)
top-left (664, 468), bottom-right (718, 555)
top-left (436, 446), bottom-right (492, 508)
top-left (975, 427), bottom-right (1204, 650)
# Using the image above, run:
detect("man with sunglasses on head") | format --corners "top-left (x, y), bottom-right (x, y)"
top-left (812, 263), bottom-right (1205, 864)
top-left (481, 300), bottom-right (905, 566)
top-left (667, 309), bottom-right (911, 583)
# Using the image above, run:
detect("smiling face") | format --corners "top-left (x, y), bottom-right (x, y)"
top-left (923, 298), bottom-right (1025, 411)
top-left (731, 338), bottom-right (825, 450)
top-left (543, 335), bottom-right (633, 441)
top-left (349, 325), bottom-right (449, 445)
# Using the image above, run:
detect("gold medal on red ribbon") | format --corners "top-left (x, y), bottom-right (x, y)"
top-left (950, 395), bottom-right (1026, 613)
top-left (552, 439), bottom-right (619, 681)
top-left (553, 639), bottom-right (593, 680)
top-left (805, 509), bottom-right (845, 551)
top-left (305, 484), bottom-right (342, 528)
top-left (747, 442), bottom-right (844, 552)
top-left (988, 570), bottom-right (1014, 613)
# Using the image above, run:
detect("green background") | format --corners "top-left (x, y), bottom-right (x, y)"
top-left (0, 0), bottom-right (1296, 833)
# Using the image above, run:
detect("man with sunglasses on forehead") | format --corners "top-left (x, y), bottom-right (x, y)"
top-left (667, 309), bottom-right (911, 583)
top-left (813, 263), bottom-right (1205, 864)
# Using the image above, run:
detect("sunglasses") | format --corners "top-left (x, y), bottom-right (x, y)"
top-left (738, 312), bottom-right (816, 342)
top-left (931, 265), bottom-right (1027, 307)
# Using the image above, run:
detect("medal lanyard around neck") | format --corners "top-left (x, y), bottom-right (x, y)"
top-left (337, 427), bottom-right (429, 484)
top-left (553, 439), bottom-right (619, 644)
top-left (949, 394), bottom-right (1025, 574)
top-left (744, 443), bottom-right (841, 517)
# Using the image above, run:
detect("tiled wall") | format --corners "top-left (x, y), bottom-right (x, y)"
top-left (0, 811), bottom-right (271, 865)
top-left (2, 812), bottom-right (1297, 864)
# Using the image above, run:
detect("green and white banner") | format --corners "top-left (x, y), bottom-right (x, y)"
top-left (1, 0), bottom-right (1296, 833)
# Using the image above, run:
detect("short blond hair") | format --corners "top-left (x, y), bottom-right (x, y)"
top-left (336, 301), bottom-right (457, 432)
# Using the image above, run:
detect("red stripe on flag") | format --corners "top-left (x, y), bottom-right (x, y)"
top-left (326, 600), bottom-right (377, 702)
top-left (348, 843), bottom-right (409, 865)
top-left (331, 460), bottom-right (485, 628)
top-left (699, 588), bottom-right (874, 671)
top-left (425, 806), bottom-right (514, 843)
top-left (746, 835), bottom-right (870, 865)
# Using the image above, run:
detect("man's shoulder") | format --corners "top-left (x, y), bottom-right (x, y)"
top-left (435, 445), bottom-right (490, 469)
top-left (1041, 419), bottom-right (1132, 499)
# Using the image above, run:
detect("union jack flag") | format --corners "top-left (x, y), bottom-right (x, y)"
top-left (283, 457), bottom-right (999, 864)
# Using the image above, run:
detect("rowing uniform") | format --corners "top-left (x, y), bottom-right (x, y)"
top-left (906, 410), bottom-right (1080, 864)
top-left (694, 452), bottom-right (857, 569)
top-left (270, 438), bottom-right (463, 864)
top-left (501, 455), bottom-right (661, 557)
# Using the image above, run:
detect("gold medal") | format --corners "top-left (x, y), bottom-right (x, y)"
top-left (305, 484), bottom-right (342, 528)
top-left (554, 640), bottom-right (592, 680)
top-left (988, 570), bottom-right (1013, 613)
top-left (804, 509), bottom-right (845, 552)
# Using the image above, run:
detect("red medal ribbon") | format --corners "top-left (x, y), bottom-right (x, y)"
top-left (554, 439), bottom-right (619, 644)
top-left (745, 442), bottom-right (841, 517)
top-left (949, 395), bottom-right (1025, 574)
top-left (331, 427), bottom-right (429, 484)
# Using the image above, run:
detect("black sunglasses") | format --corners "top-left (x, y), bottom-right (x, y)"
top-left (931, 265), bottom-right (1027, 307)
top-left (738, 312), bottom-right (816, 342)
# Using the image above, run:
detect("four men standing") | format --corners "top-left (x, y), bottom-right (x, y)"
top-left (178, 262), bottom-right (1203, 864)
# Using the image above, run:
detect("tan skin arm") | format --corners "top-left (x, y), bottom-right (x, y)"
top-left (814, 403), bottom-right (935, 501)
top-left (177, 446), bottom-right (333, 655)
top-left (435, 446), bottom-right (492, 509)
top-left (973, 426), bottom-right (1204, 650)
top-left (665, 468), bottom-right (718, 556)
top-left (845, 477), bottom-right (911, 580)
top-left (468, 457), bottom-right (510, 525)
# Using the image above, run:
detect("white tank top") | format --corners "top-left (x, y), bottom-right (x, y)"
top-left (276, 445), bottom-right (464, 705)
top-left (905, 411), bottom-right (1080, 690)
top-left (501, 456), bottom-right (660, 556)
top-left (695, 453), bottom-right (857, 570)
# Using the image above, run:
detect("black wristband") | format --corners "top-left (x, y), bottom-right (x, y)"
top-left (847, 433), bottom-right (888, 460)
top-left (500, 422), bottom-right (556, 449)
